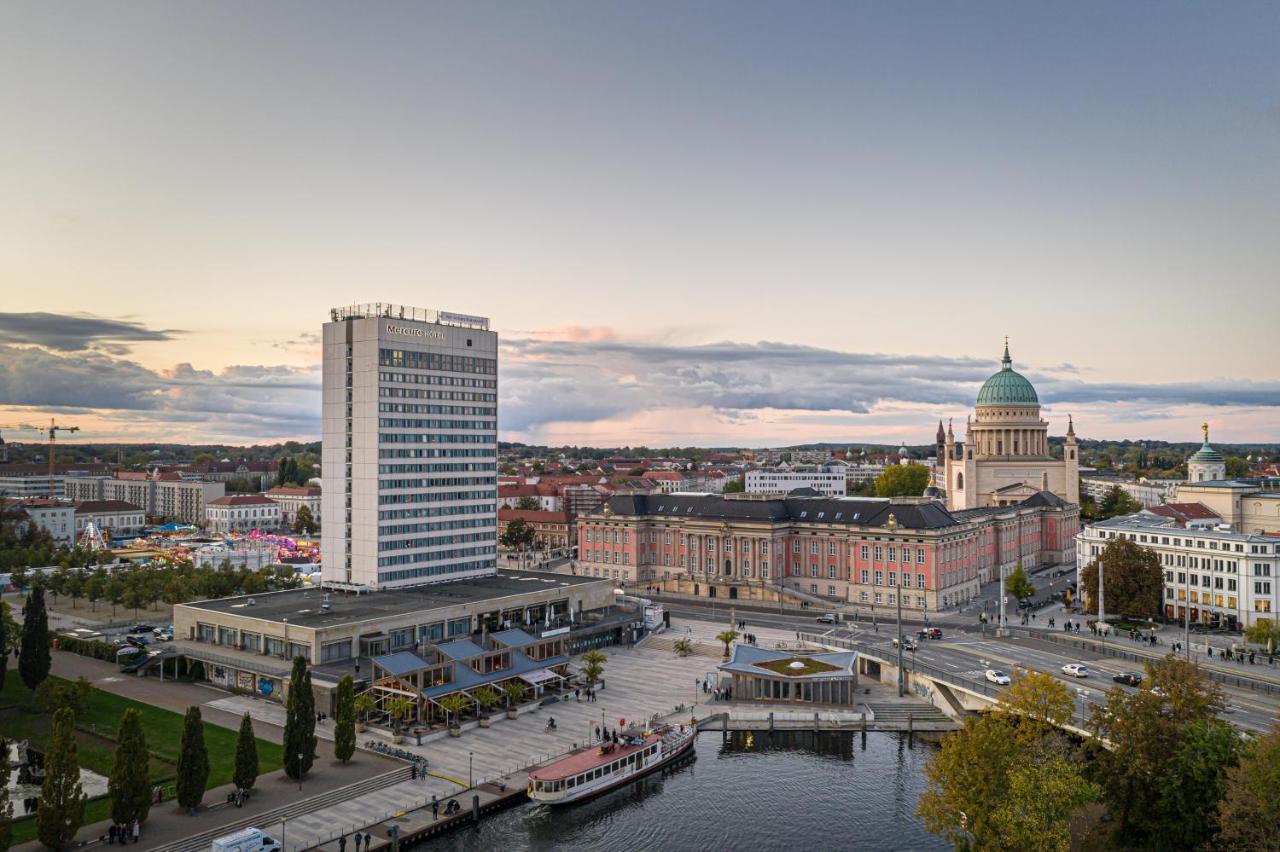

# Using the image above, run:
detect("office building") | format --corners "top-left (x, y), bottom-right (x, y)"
top-left (322, 304), bottom-right (498, 591)
top-left (745, 464), bottom-right (847, 497)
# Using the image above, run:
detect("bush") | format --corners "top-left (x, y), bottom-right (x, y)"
top-left (53, 635), bottom-right (118, 662)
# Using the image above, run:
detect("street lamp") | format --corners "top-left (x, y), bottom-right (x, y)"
top-left (297, 753), bottom-right (303, 792)
top-left (468, 751), bottom-right (473, 788)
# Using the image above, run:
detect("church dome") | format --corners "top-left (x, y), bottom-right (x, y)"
top-left (976, 343), bottom-right (1039, 407)
top-left (1190, 442), bottom-right (1223, 463)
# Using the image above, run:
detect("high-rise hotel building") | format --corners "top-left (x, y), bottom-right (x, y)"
top-left (322, 304), bottom-right (498, 590)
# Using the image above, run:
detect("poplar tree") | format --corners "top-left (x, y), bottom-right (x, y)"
top-left (109, 709), bottom-right (151, 825)
top-left (283, 656), bottom-right (316, 779)
top-left (1, 732), bottom-right (13, 852)
top-left (334, 675), bottom-right (356, 764)
top-left (37, 708), bottom-right (85, 851)
top-left (175, 706), bottom-right (210, 813)
top-left (233, 713), bottom-right (258, 791)
top-left (19, 585), bottom-right (51, 690)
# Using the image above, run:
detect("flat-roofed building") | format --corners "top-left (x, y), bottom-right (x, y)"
top-left (74, 500), bottom-right (145, 537)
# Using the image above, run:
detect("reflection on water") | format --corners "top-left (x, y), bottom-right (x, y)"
top-left (425, 731), bottom-right (945, 852)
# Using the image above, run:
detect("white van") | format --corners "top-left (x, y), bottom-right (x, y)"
top-left (210, 828), bottom-right (282, 852)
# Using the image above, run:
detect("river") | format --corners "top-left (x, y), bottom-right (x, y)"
top-left (424, 730), bottom-right (946, 851)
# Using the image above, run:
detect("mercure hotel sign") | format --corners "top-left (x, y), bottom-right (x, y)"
top-left (385, 322), bottom-right (445, 341)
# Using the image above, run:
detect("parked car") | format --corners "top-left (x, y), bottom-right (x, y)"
top-left (1061, 663), bottom-right (1089, 678)
top-left (126, 635), bottom-right (151, 648)
top-left (211, 828), bottom-right (281, 852)
top-left (815, 614), bottom-right (836, 624)
top-left (128, 624), bottom-right (155, 634)
top-left (985, 669), bottom-right (1011, 686)
top-left (1112, 672), bottom-right (1143, 686)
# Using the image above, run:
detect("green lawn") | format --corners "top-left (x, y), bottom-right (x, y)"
top-left (753, 656), bottom-right (842, 676)
top-left (2, 674), bottom-right (283, 844)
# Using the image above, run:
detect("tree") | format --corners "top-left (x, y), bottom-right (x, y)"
top-left (1217, 723), bottom-right (1280, 850)
top-left (1097, 485), bottom-right (1142, 520)
top-left (1004, 563), bottom-right (1035, 602)
top-left (721, 477), bottom-right (746, 494)
top-left (109, 709), bottom-right (151, 826)
top-left (514, 496), bottom-right (540, 511)
top-left (997, 670), bottom-right (1074, 740)
top-left (499, 518), bottom-right (536, 553)
top-left (333, 676), bottom-right (355, 764)
top-left (1151, 718), bottom-right (1241, 850)
top-left (19, 585), bottom-right (51, 690)
top-left (84, 573), bottom-right (105, 612)
top-left (1244, 618), bottom-right (1280, 655)
top-left (1086, 656), bottom-right (1224, 845)
top-left (0, 600), bottom-right (12, 692)
top-left (1078, 538), bottom-right (1163, 619)
top-left (293, 504), bottom-right (317, 534)
top-left (233, 712), bottom-right (259, 791)
top-left (38, 708), bottom-right (86, 850)
top-left (874, 463), bottom-right (931, 498)
top-left (1224, 456), bottom-right (1250, 479)
top-left (65, 569), bottom-right (85, 609)
top-left (354, 692), bottom-right (375, 725)
top-left (176, 706), bottom-right (210, 813)
top-left (714, 630), bottom-right (738, 660)
top-left (500, 681), bottom-right (526, 710)
top-left (283, 656), bottom-right (316, 779)
top-left (438, 693), bottom-right (470, 728)
top-left (472, 686), bottom-right (501, 718)
top-left (387, 696), bottom-right (415, 733)
top-left (581, 649), bottom-right (607, 685)
top-left (0, 729), bottom-right (10, 852)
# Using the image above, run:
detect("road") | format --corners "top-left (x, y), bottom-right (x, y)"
top-left (664, 599), bottom-right (1280, 734)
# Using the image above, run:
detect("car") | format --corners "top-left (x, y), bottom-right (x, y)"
top-left (985, 669), bottom-right (1011, 686)
top-left (128, 624), bottom-right (155, 634)
top-left (126, 635), bottom-right (150, 648)
top-left (815, 614), bottom-right (836, 624)
top-left (924, 627), bottom-right (942, 640)
top-left (1061, 663), bottom-right (1089, 678)
top-left (892, 637), bottom-right (917, 651)
top-left (1112, 672), bottom-right (1143, 686)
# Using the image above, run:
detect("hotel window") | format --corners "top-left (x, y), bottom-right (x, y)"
top-left (761, 566), bottom-right (769, 579)
top-left (792, 541), bottom-right (800, 553)
top-left (827, 566), bottom-right (836, 579)
top-left (888, 547), bottom-right (897, 562)
top-left (810, 542), bottom-right (819, 555)
top-left (810, 584), bottom-right (818, 595)
top-left (708, 540), bottom-right (716, 551)
top-left (761, 541), bottom-right (769, 554)
top-left (874, 592), bottom-right (883, 604)
top-left (810, 564), bottom-right (818, 577)
top-left (874, 546), bottom-right (883, 561)
top-left (917, 574), bottom-right (925, 588)
top-left (860, 569), bottom-right (869, 583)
top-left (916, 548), bottom-right (925, 564)
top-left (860, 545), bottom-right (869, 560)
top-left (827, 542), bottom-right (836, 556)
top-left (828, 585), bottom-right (837, 597)
top-left (888, 594), bottom-right (896, 605)
top-left (860, 591), bottom-right (868, 602)
top-left (664, 532), bottom-right (671, 545)
top-left (741, 540), bottom-right (749, 553)
top-left (874, 571), bottom-right (883, 585)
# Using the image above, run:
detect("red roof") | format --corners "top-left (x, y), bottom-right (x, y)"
top-left (208, 495), bottom-right (278, 506)
top-left (74, 500), bottom-right (143, 514)
top-left (499, 484), bottom-right (539, 498)
top-left (265, 486), bottom-right (321, 497)
top-left (499, 508), bottom-right (570, 524)
top-left (528, 734), bottom-right (658, 781)
top-left (1147, 502), bottom-right (1220, 525)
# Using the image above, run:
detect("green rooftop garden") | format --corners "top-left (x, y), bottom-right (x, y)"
top-left (752, 656), bottom-right (842, 676)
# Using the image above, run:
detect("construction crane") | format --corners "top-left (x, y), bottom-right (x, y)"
top-left (0, 419), bottom-right (81, 496)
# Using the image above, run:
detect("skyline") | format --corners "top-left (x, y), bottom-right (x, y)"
top-left (3, 3), bottom-right (1280, 445)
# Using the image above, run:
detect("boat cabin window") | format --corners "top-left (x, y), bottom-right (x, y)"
top-left (567, 776), bottom-right (576, 788)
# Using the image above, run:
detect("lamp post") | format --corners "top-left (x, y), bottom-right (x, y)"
top-left (297, 753), bottom-right (303, 792)
top-left (1097, 559), bottom-right (1106, 634)
top-left (281, 816), bottom-right (287, 852)
top-left (1184, 567), bottom-right (1191, 661)
top-left (468, 751), bottom-right (473, 788)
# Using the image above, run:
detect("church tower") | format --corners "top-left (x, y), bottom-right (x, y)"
top-left (1187, 423), bottom-right (1226, 482)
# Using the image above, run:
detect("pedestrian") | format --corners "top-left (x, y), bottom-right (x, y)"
top-left (364, 832), bottom-right (372, 851)
top-left (410, 763), bottom-right (417, 780)
top-left (339, 835), bottom-right (348, 852)
top-left (109, 823), bottom-right (117, 844)
top-left (133, 820), bottom-right (140, 843)
top-left (432, 795), bottom-right (439, 819)
top-left (575, 688), bottom-right (580, 701)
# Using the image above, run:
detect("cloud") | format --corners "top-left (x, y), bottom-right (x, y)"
top-left (0, 312), bottom-right (180, 354)
top-left (498, 335), bottom-right (1280, 441)
top-left (0, 344), bottom-right (319, 441)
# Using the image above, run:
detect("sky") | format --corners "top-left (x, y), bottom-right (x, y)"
top-left (2, 2), bottom-right (1279, 448)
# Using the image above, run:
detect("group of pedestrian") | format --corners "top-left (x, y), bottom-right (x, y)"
top-left (105, 820), bottom-right (140, 844)
top-left (742, 633), bottom-right (759, 645)
top-left (708, 686), bottom-right (733, 701)
top-left (315, 711), bottom-right (329, 725)
top-left (1061, 620), bottom-right (1082, 634)
top-left (338, 832), bottom-right (373, 852)
top-left (574, 687), bottom-right (598, 702)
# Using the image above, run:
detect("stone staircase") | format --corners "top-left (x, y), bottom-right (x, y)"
top-left (146, 766), bottom-right (414, 852)
top-left (637, 634), bottom-right (724, 660)
top-left (866, 702), bottom-right (952, 726)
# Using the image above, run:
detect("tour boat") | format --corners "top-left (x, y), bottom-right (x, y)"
top-left (527, 723), bottom-right (696, 805)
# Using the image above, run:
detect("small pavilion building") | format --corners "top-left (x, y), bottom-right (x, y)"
top-left (719, 645), bottom-right (859, 707)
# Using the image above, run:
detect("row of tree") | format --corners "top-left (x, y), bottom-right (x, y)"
top-left (918, 657), bottom-right (1280, 850)
top-left (17, 561), bottom-right (303, 617)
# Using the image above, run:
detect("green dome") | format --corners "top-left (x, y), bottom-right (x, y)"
top-left (1189, 442), bottom-right (1223, 463)
top-left (975, 345), bottom-right (1039, 407)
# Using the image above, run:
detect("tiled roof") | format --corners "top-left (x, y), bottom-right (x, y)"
top-left (371, 651), bottom-right (430, 677)
top-left (74, 500), bottom-right (143, 514)
top-left (207, 495), bottom-right (278, 506)
top-left (600, 493), bottom-right (958, 529)
top-left (498, 508), bottom-right (570, 524)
